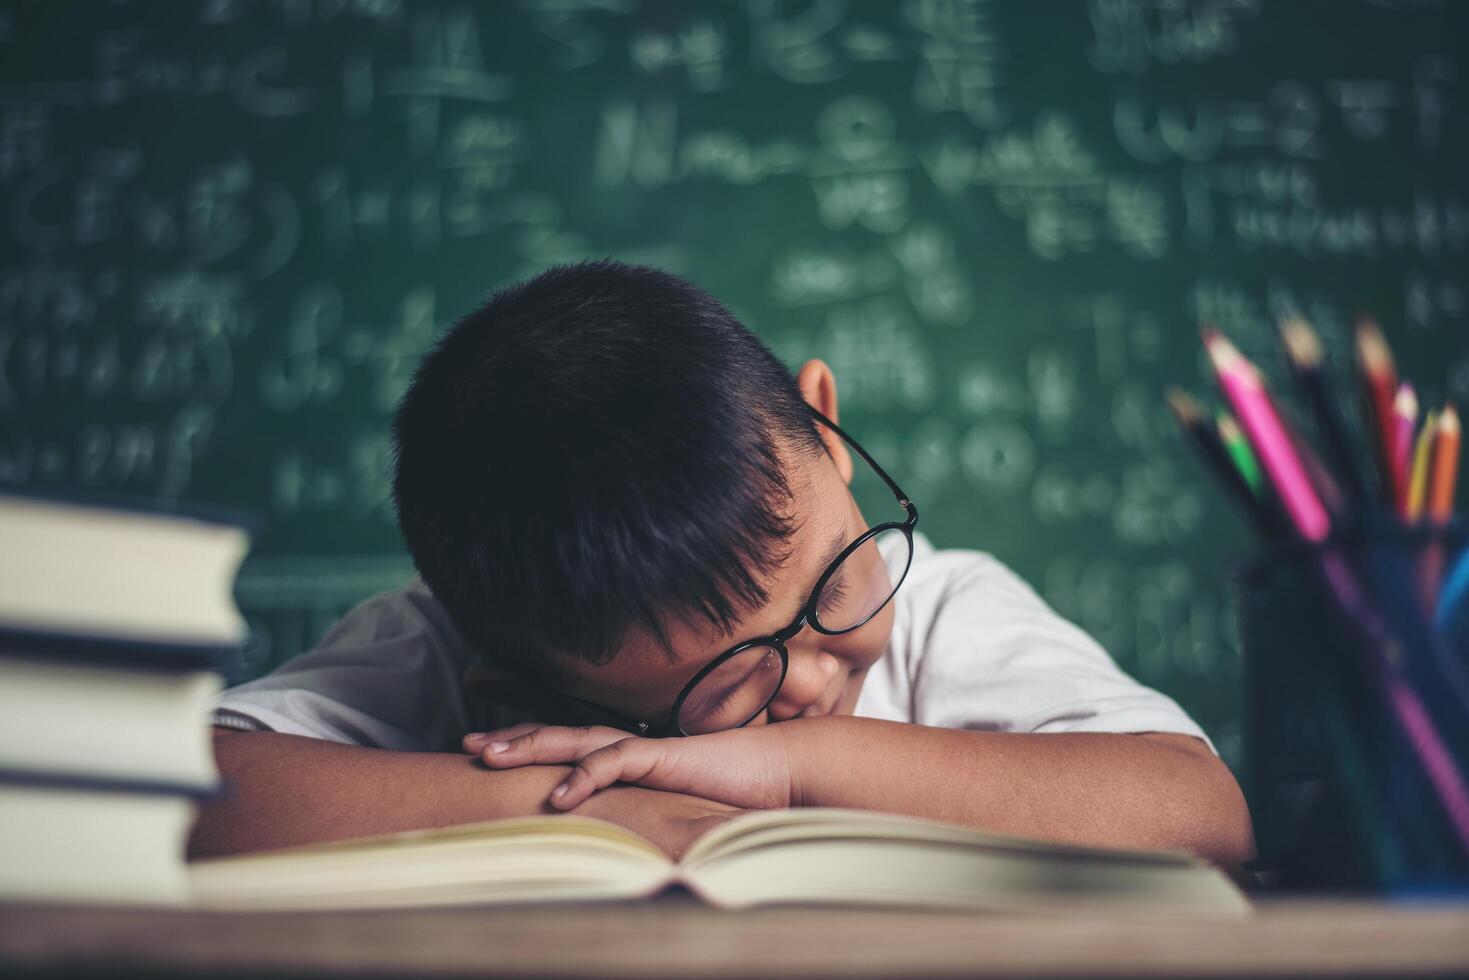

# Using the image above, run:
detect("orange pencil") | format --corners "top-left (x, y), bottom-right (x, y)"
top-left (1355, 317), bottom-right (1400, 505)
top-left (1429, 405), bottom-right (1461, 523)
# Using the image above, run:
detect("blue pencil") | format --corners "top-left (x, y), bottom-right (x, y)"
top-left (1437, 546), bottom-right (1469, 634)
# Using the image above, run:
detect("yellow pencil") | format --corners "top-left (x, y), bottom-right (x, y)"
top-left (1406, 410), bottom-right (1437, 522)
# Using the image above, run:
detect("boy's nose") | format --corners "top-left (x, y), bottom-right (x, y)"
top-left (765, 648), bottom-right (841, 722)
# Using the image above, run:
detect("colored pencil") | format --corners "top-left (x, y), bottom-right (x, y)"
top-left (1217, 412), bottom-right (1263, 494)
top-left (1392, 383), bottom-right (1419, 516)
top-left (1179, 318), bottom-right (1469, 870)
top-left (1355, 317), bottom-right (1400, 505)
top-left (1278, 401), bottom-right (1348, 518)
top-left (1439, 545), bottom-right (1469, 631)
top-left (1316, 551), bottom-right (1469, 858)
top-left (1429, 406), bottom-right (1461, 524)
top-left (1203, 328), bottom-right (1332, 543)
top-left (1167, 388), bottom-right (1279, 537)
top-left (1280, 315), bottom-right (1370, 507)
top-left (1406, 410), bottom-right (1437, 523)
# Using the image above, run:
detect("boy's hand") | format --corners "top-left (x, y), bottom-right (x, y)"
top-left (461, 723), bottom-right (795, 811)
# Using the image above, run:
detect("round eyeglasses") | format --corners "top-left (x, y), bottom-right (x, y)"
top-left (558, 405), bottom-right (919, 737)
top-left (669, 524), bottom-right (915, 735)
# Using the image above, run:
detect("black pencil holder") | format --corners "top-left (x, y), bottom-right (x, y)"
top-left (1237, 516), bottom-right (1469, 893)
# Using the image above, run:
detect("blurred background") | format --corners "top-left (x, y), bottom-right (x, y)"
top-left (1, 0), bottom-right (1467, 769)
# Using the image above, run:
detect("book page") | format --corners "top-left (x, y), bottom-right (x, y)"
top-left (227, 813), bottom-right (670, 860)
top-left (683, 834), bottom-right (1250, 916)
top-left (683, 808), bottom-right (1198, 869)
top-left (189, 814), bottom-right (674, 911)
top-left (0, 496), bottom-right (251, 644)
top-left (677, 809), bottom-right (1248, 917)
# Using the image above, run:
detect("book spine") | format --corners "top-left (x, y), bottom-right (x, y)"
top-left (670, 865), bottom-right (735, 910)
top-left (0, 767), bottom-right (223, 799)
top-left (0, 627), bottom-right (239, 669)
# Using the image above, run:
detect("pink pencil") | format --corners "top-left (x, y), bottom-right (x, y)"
top-left (1391, 383), bottom-right (1418, 514)
top-left (1203, 328), bottom-right (1332, 542)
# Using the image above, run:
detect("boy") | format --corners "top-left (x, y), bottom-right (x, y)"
top-left (197, 260), bottom-right (1253, 865)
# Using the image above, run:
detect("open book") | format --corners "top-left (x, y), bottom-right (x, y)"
top-left (190, 808), bottom-right (1250, 916)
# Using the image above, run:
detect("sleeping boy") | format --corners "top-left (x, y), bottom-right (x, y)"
top-left (196, 259), bottom-right (1253, 865)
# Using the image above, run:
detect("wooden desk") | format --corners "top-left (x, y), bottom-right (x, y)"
top-left (3, 895), bottom-right (1469, 978)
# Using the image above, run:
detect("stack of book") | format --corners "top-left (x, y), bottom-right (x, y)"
top-left (0, 491), bottom-right (252, 905)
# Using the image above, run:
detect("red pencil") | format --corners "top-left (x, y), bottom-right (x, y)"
top-left (1355, 318), bottom-right (1400, 506)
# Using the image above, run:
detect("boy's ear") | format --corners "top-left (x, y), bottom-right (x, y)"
top-left (795, 358), bottom-right (853, 485)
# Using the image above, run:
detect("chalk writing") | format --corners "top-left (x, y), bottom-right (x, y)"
top-left (1, 0), bottom-right (1464, 746)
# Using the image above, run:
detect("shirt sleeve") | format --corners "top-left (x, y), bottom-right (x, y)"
top-left (909, 553), bottom-right (1215, 753)
top-left (211, 577), bottom-right (476, 752)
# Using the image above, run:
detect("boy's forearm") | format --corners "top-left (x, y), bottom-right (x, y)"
top-left (778, 716), bottom-right (1255, 866)
top-left (190, 728), bottom-right (566, 858)
top-left (190, 728), bottom-right (734, 860)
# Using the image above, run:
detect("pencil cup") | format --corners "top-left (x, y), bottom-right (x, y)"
top-left (1237, 517), bottom-right (1469, 893)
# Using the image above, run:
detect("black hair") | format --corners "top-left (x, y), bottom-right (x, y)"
top-left (390, 258), bottom-right (829, 682)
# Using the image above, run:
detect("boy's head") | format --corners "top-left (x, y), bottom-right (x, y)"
top-left (391, 259), bottom-right (898, 731)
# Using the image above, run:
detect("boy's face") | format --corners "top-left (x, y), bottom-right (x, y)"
top-left (548, 436), bottom-right (894, 732)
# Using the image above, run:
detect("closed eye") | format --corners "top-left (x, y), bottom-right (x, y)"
top-left (703, 683), bottom-right (745, 716)
top-left (817, 578), bottom-right (848, 614)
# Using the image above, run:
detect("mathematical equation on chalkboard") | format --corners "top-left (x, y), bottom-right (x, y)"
top-left (2, 0), bottom-right (1466, 758)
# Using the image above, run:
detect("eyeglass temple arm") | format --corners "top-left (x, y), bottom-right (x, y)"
top-left (806, 405), bottom-right (918, 520)
top-left (555, 689), bottom-right (660, 735)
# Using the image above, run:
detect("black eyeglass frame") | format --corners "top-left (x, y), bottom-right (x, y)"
top-left (558, 404), bottom-right (919, 738)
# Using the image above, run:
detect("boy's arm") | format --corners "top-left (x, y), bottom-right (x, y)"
top-left (776, 718), bottom-right (1254, 865)
top-left (190, 727), bottom-right (742, 861)
top-left (469, 718), bottom-right (1255, 867)
top-left (759, 558), bottom-right (1253, 863)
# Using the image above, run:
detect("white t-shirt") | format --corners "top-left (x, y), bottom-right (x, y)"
top-left (213, 531), bottom-right (1213, 753)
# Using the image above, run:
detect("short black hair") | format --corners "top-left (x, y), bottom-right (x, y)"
top-left (391, 258), bottom-right (828, 682)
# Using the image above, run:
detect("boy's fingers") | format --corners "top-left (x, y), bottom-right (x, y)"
top-left (549, 741), bottom-right (661, 810)
top-left (462, 723), bottom-right (543, 753)
top-left (480, 726), bottom-right (629, 768)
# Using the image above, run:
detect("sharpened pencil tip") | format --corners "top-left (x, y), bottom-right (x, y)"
top-left (1217, 413), bottom-right (1244, 443)
top-left (1166, 387), bottom-right (1202, 425)
top-left (1394, 382), bottom-right (1418, 417)
top-left (1279, 316), bottom-right (1323, 368)
top-left (1202, 327), bottom-right (1245, 372)
top-left (1354, 317), bottom-right (1395, 376)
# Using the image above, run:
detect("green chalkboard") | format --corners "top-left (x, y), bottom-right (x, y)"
top-left (3, 0), bottom-right (1468, 766)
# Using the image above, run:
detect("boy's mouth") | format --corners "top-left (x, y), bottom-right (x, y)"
top-left (795, 682), bottom-right (844, 720)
